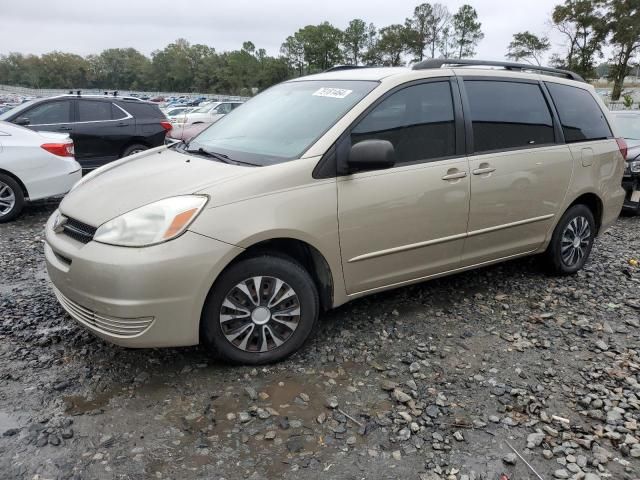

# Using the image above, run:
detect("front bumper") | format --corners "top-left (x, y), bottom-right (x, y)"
top-left (622, 175), bottom-right (640, 213)
top-left (44, 212), bottom-right (242, 348)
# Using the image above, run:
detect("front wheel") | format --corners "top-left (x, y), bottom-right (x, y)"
top-left (544, 204), bottom-right (596, 275)
top-left (201, 255), bottom-right (319, 364)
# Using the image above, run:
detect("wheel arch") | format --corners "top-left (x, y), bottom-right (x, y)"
top-left (567, 192), bottom-right (603, 233)
top-left (229, 237), bottom-right (335, 312)
top-left (0, 168), bottom-right (29, 198)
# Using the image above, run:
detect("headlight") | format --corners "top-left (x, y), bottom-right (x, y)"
top-left (629, 160), bottom-right (640, 173)
top-left (94, 195), bottom-right (208, 247)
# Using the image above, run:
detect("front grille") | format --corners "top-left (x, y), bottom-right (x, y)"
top-left (53, 287), bottom-right (154, 338)
top-left (62, 218), bottom-right (97, 244)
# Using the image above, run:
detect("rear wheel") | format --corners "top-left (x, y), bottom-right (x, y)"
top-left (122, 144), bottom-right (148, 157)
top-left (201, 255), bottom-right (319, 364)
top-left (0, 174), bottom-right (25, 223)
top-left (544, 204), bottom-right (596, 275)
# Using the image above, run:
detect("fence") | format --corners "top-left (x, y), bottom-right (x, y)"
top-left (0, 84), bottom-right (249, 102)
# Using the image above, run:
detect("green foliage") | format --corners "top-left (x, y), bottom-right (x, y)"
top-left (623, 93), bottom-right (634, 109)
top-left (506, 32), bottom-right (551, 66)
top-left (450, 4), bottom-right (484, 58)
top-left (605, 0), bottom-right (640, 100)
top-left (342, 19), bottom-right (368, 65)
top-left (373, 25), bottom-right (410, 66)
top-left (552, 0), bottom-right (607, 79)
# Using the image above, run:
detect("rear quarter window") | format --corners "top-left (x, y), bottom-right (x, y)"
top-left (117, 102), bottom-right (164, 119)
top-left (545, 83), bottom-right (612, 143)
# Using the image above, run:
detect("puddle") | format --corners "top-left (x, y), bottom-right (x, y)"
top-left (64, 391), bottom-right (114, 414)
top-left (0, 411), bottom-right (20, 432)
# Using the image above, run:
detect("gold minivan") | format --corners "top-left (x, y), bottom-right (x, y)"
top-left (45, 60), bottom-right (626, 364)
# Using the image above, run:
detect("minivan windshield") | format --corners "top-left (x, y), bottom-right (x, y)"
top-left (188, 80), bottom-right (378, 165)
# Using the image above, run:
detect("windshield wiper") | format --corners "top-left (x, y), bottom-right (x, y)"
top-left (184, 147), bottom-right (259, 167)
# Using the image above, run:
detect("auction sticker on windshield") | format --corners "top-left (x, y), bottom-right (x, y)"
top-left (313, 88), bottom-right (353, 99)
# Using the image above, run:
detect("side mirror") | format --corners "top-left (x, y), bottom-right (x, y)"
top-left (15, 117), bottom-right (30, 126)
top-left (347, 139), bottom-right (396, 172)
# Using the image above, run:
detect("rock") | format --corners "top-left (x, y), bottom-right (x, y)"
top-left (244, 387), bottom-right (258, 400)
top-left (238, 411), bottom-right (251, 423)
top-left (325, 396), bottom-right (339, 409)
top-left (593, 339), bottom-right (609, 351)
top-left (286, 435), bottom-right (305, 453)
top-left (381, 380), bottom-right (397, 391)
top-left (453, 431), bottom-right (464, 442)
top-left (409, 362), bottom-right (421, 373)
top-left (264, 431), bottom-right (276, 440)
top-left (392, 389), bottom-right (411, 403)
top-left (425, 405), bottom-right (440, 418)
top-left (592, 445), bottom-right (611, 464)
top-left (397, 428), bottom-right (411, 441)
top-left (298, 393), bottom-right (310, 402)
top-left (583, 474), bottom-right (600, 480)
top-left (346, 436), bottom-right (356, 445)
top-left (553, 469), bottom-right (569, 479)
top-left (527, 432), bottom-right (545, 448)
top-left (502, 453), bottom-right (517, 465)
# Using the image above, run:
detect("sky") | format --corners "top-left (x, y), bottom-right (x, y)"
top-left (0, 0), bottom-right (566, 62)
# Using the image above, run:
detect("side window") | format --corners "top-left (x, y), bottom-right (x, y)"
top-left (111, 104), bottom-right (128, 120)
top-left (216, 103), bottom-right (232, 114)
top-left (545, 83), bottom-right (612, 143)
top-left (465, 81), bottom-right (555, 153)
top-left (21, 101), bottom-right (72, 125)
top-left (77, 101), bottom-right (113, 122)
top-left (351, 82), bottom-right (456, 164)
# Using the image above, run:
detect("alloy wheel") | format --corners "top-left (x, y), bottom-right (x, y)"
top-left (219, 276), bottom-right (301, 353)
top-left (0, 181), bottom-right (16, 216)
top-left (560, 215), bottom-right (591, 267)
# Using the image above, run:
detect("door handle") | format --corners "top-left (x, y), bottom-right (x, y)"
top-left (472, 165), bottom-right (496, 175)
top-left (57, 126), bottom-right (72, 131)
top-left (441, 170), bottom-right (467, 181)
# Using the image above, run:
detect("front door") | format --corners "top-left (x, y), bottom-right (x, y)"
top-left (459, 79), bottom-right (573, 265)
top-left (337, 80), bottom-right (470, 295)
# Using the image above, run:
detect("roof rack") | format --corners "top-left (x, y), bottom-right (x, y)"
top-left (324, 65), bottom-right (373, 72)
top-left (412, 59), bottom-right (585, 82)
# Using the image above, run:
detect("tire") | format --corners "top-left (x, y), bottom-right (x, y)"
top-left (0, 174), bottom-right (25, 223)
top-left (201, 255), bottom-right (319, 365)
top-left (544, 204), bottom-right (596, 275)
top-left (121, 144), bottom-right (148, 157)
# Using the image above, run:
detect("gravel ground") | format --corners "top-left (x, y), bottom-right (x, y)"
top-left (1, 203), bottom-right (639, 480)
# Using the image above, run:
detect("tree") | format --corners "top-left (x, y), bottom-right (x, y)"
top-left (506, 31), bottom-right (551, 65)
top-left (299, 22), bottom-right (344, 72)
top-left (552, 0), bottom-right (607, 79)
top-left (451, 5), bottom-right (484, 58)
top-left (92, 48), bottom-right (151, 90)
top-left (361, 23), bottom-right (380, 65)
top-left (280, 34), bottom-right (305, 76)
top-left (426, 3), bottom-right (452, 58)
top-left (342, 19), bottom-right (368, 65)
top-left (606, 0), bottom-right (640, 100)
top-left (404, 3), bottom-right (434, 62)
top-left (374, 24), bottom-right (408, 66)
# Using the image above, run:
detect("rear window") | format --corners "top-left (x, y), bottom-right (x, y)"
top-left (546, 83), bottom-right (612, 143)
top-left (465, 80), bottom-right (555, 153)
top-left (117, 101), bottom-right (164, 119)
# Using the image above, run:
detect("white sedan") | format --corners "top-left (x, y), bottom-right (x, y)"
top-left (172, 101), bottom-right (244, 125)
top-left (0, 121), bottom-right (81, 222)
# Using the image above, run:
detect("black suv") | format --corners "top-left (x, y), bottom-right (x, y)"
top-left (0, 95), bottom-right (171, 170)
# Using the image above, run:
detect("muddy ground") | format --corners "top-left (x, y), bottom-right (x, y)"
top-left (1, 203), bottom-right (639, 480)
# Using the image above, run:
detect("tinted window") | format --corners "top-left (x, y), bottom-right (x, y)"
top-left (21, 101), bottom-right (72, 124)
top-left (546, 83), bottom-right (612, 143)
top-left (77, 101), bottom-right (112, 122)
top-left (116, 102), bottom-right (163, 119)
top-left (351, 82), bottom-right (456, 164)
top-left (612, 114), bottom-right (640, 140)
top-left (215, 103), bottom-right (233, 114)
top-left (465, 81), bottom-right (554, 153)
top-left (111, 104), bottom-right (128, 120)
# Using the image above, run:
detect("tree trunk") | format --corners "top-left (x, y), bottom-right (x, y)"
top-left (612, 46), bottom-right (633, 102)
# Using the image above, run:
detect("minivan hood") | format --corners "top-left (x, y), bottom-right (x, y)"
top-left (59, 147), bottom-right (250, 226)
